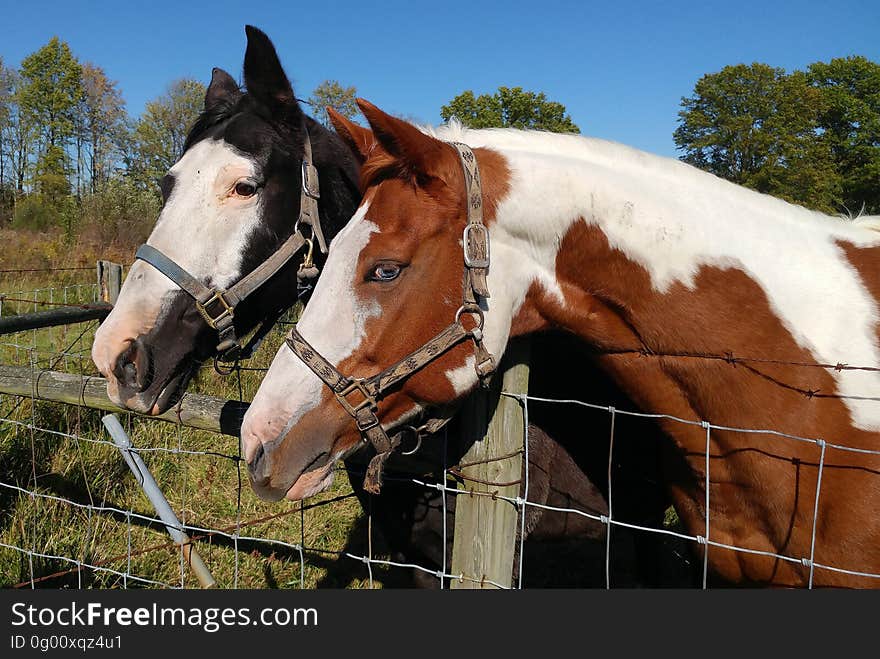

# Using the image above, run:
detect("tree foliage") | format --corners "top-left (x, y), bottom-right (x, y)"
top-left (17, 37), bottom-right (82, 149)
top-left (309, 79), bottom-right (358, 128)
top-left (130, 78), bottom-right (205, 189)
top-left (675, 60), bottom-right (879, 214)
top-left (808, 56), bottom-right (880, 215)
top-left (80, 63), bottom-right (127, 192)
top-left (441, 86), bottom-right (580, 133)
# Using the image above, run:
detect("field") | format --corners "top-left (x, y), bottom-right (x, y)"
top-left (0, 230), bottom-right (379, 589)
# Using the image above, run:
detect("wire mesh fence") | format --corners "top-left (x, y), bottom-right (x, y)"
top-left (2, 268), bottom-right (879, 589)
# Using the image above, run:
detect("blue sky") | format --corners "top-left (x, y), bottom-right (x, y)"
top-left (2, 0), bottom-right (878, 157)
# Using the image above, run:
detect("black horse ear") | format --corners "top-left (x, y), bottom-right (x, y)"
top-left (243, 25), bottom-right (302, 120)
top-left (205, 68), bottom-right (241, 112)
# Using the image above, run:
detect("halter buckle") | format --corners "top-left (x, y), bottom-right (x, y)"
top-left (336, 379), bottom-right (378, 418)
top-left (302, 161), bottom-right (320, 199)
top-left (196, 291), bottom-right (234, 330)
top-left (299, 237), bottom-right (315, 270)
top-left (463, 224), bottom-right (490, 268)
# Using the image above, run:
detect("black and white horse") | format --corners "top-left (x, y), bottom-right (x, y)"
top-left (92, 28), bottom-right (359, 411)
top-left (91, 26), bottom-right (687, 587)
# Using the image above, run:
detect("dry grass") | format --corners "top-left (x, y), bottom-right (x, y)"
top-left (0, 240), bottom-right (384, 589)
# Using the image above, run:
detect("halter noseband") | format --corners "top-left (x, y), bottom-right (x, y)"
top-left (134, 118), bottom-right (327, 365)
top-left (285, 142), bottom-right (497, 494)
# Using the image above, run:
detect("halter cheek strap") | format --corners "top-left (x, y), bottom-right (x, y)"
top-left (284, 142), bottom-right (496, 494)
top-left (134, 118), bottom-right (325, 364)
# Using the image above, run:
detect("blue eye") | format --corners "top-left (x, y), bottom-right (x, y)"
top-left (371, 263), bottom-right (401, 282)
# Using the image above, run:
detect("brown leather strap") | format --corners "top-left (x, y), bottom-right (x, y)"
top-left (452, 142), bottom-right (490, 301)
top-left (285, 327), bottom-right (351, 392)
top-left (296, 122), bottom-right (327, 254)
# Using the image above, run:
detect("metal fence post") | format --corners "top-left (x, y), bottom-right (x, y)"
top-left (97, 260), bottom-right (122, 304)
top-left (450, 339), bottom-right (530, 589)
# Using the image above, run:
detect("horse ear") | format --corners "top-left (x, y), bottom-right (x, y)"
top-left (356, 98), bottom-right (451, 178)
top-left (205, 68), bottom-right (241, 112)
top-left (328, 108), bottom-right (374, 164)
top-left (243, 25), bottom-right (302, 119)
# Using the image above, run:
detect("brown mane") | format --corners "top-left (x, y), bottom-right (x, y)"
top-left (359, 146), bottom-right (406, 191)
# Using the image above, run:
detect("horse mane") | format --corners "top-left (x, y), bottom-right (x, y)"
top-left (359, 148), bottom-right (406, 191)
top-left (421, 119), bottom-right (880, 241)
top-left (183, 96), bottom-right (244, 152)
top-left (183, 92), bottom-right (305, 154)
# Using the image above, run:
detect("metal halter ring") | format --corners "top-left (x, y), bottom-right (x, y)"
top-left (213, 354), bottom-right (238, 376)
top-left (455, 304), bottom-right (485, 331)
top-left (397, 425), bottom-right (423, 456)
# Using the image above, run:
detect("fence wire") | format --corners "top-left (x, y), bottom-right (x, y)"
top-left (2, 272), bottom-right (879, 589)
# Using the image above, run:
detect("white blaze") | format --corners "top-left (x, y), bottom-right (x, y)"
top-left (92, 138), bottom-right (262, 377)
top-left (242, 200), bottom-right (380, 452)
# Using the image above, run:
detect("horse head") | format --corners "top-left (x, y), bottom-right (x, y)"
top-left (92, 26), bottom-right (359, 414)
top-left (241, 100), bottom-right (519, 500)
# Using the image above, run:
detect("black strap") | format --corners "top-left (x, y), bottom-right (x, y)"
top-left (135, 244), bottom-right (214, 303)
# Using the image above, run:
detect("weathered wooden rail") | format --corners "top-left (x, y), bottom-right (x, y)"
top-left (0, 303), bottom-right (112, 335)
top-left (0, 364), bottom-right (248, 436)
top-left (0, 261), bottom-right (122, 336)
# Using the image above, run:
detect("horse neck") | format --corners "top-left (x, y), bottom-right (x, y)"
top-left (488, 143), bottom-right (880, 585)
top-left (494, 141), bottom-right (880, 442)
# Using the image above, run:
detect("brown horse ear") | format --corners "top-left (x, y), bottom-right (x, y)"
top-left (356, 98), bottom-right (451, 178)
top-left (205, 68), bottom-right (241, 112)
top-left (327, 108), bottom-right (374, 164)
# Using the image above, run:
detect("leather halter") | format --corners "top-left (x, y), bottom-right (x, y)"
top-left (134, 118), bottom-right (327, 365)
top-left (285, 142), bottom-right (496, 494)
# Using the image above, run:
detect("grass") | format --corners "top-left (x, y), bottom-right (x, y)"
top-left (0, 248), bottom-right (381, 589)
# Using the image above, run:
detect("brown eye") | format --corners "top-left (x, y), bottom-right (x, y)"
top-left (369, 263), bottom-right (402, 282)
top-left (234, 181), bottom-right (257, 197)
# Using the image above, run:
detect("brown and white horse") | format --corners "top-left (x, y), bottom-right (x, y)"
top-left (88, 25), bottom-right (680, 586)
top-left (241, 100), bottom-right (880, 587)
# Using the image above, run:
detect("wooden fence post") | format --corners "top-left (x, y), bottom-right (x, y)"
top-left (97, 260), bottom-right (123, 304)
top-left (450, 339), bottom-right (530, 589)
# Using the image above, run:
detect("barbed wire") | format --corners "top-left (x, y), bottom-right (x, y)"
top-left (0, 267), bottom-right (94, 274)
top-left (0, 296), bottom-right (110, 311)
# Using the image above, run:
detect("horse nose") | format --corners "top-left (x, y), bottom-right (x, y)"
top-left (246, 443), bottom-right (270, 485)
top-left (241, 420), bottom-right (279, 487)
top-left (114, 337), bottom-right (153, 392)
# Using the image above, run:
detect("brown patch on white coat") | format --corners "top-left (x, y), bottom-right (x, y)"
top-left (243, 99), bottom-right (880, 586)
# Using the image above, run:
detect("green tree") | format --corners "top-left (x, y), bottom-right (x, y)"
top-left (674, 63), bottom-right (839, 213)
top-left (130, 78), bottom-right (205, 189)
top-left (309, 79), bottom-right (358, 128)
top-left (4, 69), bottom-right (34, 195)
top-left (441, 86), bottom-right (580, 133)
top-left (79, 63), bottom-right (128, 192)
top-left (18, 37), bottom-right (83, 149)
top-left (0, 58), bottom-right (15, 221)
top-left (808, 56), bottom-right (880, 215)
top-left (0, 57), bottom-right (13, 189)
